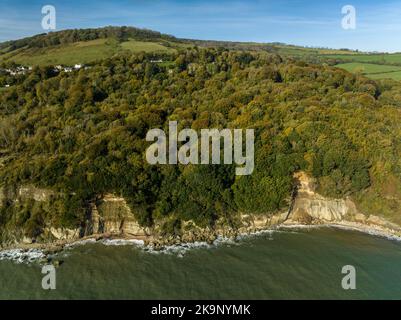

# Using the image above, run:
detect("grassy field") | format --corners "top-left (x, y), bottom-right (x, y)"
top-left (0, 38), bottom-right (175, 66)
top-left (274, 45), bottom-right (359, 56)
top-left (368, 70), bottom-right (401, 80)
top-left (0, 39), bottom-right (119, 66)
top-left (120, 39), bottom-right (175, 53)
top-left (272, 44), bottom-right (401, 66)
top-left (336, 62), bottom-right (401, 73)
top-left (336, 62), bottom-right (401, 81)
top-left (272, 45), bottom-right (401, 81)
top-left (325, 53), bottom-right (401, 65)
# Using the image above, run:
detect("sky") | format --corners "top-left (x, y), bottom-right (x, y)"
top-left (1, 0), bottom-right (401, 52)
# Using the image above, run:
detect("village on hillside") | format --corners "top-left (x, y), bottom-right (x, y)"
top-left (0, 64), bottom-right (88, 88)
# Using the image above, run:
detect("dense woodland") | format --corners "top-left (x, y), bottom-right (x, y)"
top-left (0, 40), bottom-right (400, 239)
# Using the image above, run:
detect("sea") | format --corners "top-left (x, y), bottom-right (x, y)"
top-left (0, 227), bottom-right (401, 299)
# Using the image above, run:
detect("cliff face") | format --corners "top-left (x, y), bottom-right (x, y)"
top-left (0, 185), bottom-right (54, 203)
top-left (0, 171), bottom-right (400, 247)
top-left (88, 194), bottom-right (149, 237)
top-left (287, 172), bottom-right (401, 232)
top-left (289, 172), bottom-right (357, 222)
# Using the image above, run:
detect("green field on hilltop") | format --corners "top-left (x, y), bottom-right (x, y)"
top-left (336, 62), bottom-right (401, 74)
top-left (275, 45), bottom-right (360, 57)
top-left (326, 53), bottom-right (401, 64)
top-left (336, 62), bottom-right (401, 80)
top-left (0, 38), bottom-right (175, 66)
top-left (0, 38), bottom-right (119, 66)
top-left (120, 39), bottom-right (175, 53)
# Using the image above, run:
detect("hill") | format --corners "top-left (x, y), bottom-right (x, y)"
top-left (0, 26), bottom-right (188, 66)
top-left (0, 27), bottom-right (400, 245)
top-left (3, 26), bottom-right (400, 81)
top-left (0, 39), bottom-right (400, 244)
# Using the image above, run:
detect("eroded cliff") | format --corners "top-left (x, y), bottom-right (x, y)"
top-left (286, 172), bottom-right (401, 233)
top-left (0, 171), bottom-right (400, 248)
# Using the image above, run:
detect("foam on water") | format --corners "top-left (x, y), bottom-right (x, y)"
top-left (279, 223), bottom-right (401, 242)
top-left (64, 238), bottom-right (97, 248)
top-left (0, 235), bottom-right (242, 263)
top-left (2, 223), bottom-right (400, 264)
top-left (100, 239), bottom-right (145, 246)
top-left (142, 233), bottom-right (273, 257)
top-left (144, 241), bottom-right (212, 256)
top-left (330, 224), bottom-right (401, 242)
top-left (2, 227), bottom-right (401, 299)
top-left (0, 248), bottom-right (46, 264)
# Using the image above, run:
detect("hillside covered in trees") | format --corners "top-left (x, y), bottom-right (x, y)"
top-left (0, 26), bottom-right (379, 68)
top-left (0, 28), bottom-right (400, 241)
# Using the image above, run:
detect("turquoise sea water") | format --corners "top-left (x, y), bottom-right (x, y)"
top-left (1, 227), bottom-right (401, 299)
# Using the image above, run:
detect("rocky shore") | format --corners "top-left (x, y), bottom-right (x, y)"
top-left (2, 211), bottom-right (401, 265)
top-left (1, 171), bottom-right (401, 263)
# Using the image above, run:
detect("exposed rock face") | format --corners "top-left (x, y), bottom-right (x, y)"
top-left (240, 213), bottom-right (287, 229)
top-left (290, 172), bottom-right (357, 222)
top-left (366, 215), bottom-right (400, 230)
top-left (0, 186), bottom-right (150, 244)
top-left (2, 172), bottom-right (400, 247)
top-left (354, 213), bottom-right (367, 223)
top-left (292, 196), bottom-right (352, 222)
top-left (287, 172), bottom-right (401, 235)
top-left (18, 185), bottom-right (55, 202)
top-left (94, 194), bottom-right (148, 237)
top-left (48, 227), bottom-right (80, 241)
top-left (90, 202), bottom-right (101, 234)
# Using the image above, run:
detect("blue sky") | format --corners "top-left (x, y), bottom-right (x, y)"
top-left (1, 0), bottom-right (401, 52)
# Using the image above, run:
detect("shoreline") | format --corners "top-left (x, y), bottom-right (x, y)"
top-left (1, 218), bottom-right (401, 264)
top-left (279, 220), bottom-right (401, 241)
top-left (2, 171), bottom-right (400, 263)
